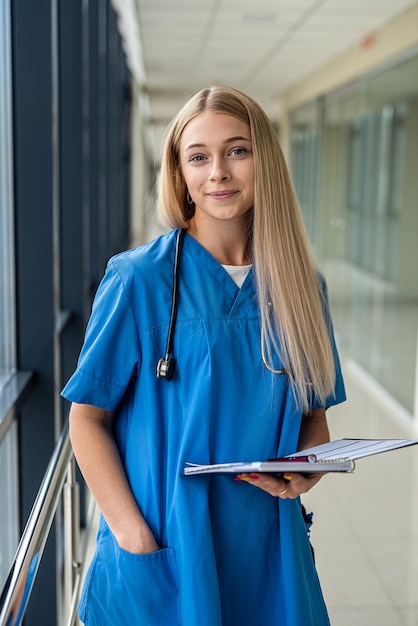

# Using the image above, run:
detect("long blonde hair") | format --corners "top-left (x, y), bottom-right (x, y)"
top-left (158, 85), bottom-right (335, 412)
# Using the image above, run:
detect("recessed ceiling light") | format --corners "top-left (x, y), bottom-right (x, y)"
top-left (214, 61), bottom-right (242, 69)
top-left (242, 13), bottom-right (277, 24)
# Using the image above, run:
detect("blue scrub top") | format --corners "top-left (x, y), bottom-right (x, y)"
top-left (62, 229), bottom-right (346, 626)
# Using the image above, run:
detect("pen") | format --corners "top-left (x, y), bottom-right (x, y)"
top-left (267, 454), bottom-right (317, 463)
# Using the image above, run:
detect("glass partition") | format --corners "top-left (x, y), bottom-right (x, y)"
top-left (290, 53), bottom-right (418, 415)
top-left (291, 100), bottom-right (321, 250)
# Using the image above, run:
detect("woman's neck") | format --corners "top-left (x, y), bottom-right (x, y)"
top-left (187, 215), bottom-right (252, 266)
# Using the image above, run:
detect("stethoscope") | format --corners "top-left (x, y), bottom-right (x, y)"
top-left (156, 229), bottom-right (186, 381)
top-left (155, 228), bottom-right (289, 381)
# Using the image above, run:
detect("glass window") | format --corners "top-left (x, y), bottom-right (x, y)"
top-left (0, 0), bottom-right (16, 384)
top-left (0, 421), bottom-right (19, 588)
top-left (0, 0), bottom-right (19, 589)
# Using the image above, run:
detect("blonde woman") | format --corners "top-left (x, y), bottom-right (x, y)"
top-left (63, 85), bottom-right (345, 625)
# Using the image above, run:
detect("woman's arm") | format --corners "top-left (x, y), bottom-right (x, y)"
top-left (69, 402), bottom-right (159, 553)
top-left (236, 408), bottom-right (330, 498)
top-left (297, 408), bottom-right (330, 451)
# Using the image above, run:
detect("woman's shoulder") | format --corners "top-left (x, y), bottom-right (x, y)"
top-left (107, 229), bottom-right (178, 280)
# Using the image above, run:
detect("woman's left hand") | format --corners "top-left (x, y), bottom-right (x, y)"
top-left (237, 408), bottom-right (330, 498)
top-left (235, 471), bottom-right (325, 498)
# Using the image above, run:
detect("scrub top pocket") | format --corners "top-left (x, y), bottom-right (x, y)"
top-left (79, 536), bottom-right (181, 626)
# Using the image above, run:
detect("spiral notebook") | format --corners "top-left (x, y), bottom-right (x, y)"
top-left (183, 438), bottom-right (418, 476)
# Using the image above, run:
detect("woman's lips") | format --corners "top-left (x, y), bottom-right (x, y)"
top-left (207, 190), bottom-right (237, 200)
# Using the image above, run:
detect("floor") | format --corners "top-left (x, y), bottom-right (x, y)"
top-left (303, 360), bottom-right (418, 626)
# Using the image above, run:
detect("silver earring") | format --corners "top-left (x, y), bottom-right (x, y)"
top-left (187, 191), bottom-right (194, 205)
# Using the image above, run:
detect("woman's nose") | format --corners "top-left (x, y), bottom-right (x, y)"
top-left (209, 158), bottom-right (230, 182)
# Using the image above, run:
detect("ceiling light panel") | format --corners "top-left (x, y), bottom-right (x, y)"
top-left (322, 0), bottom-right (416, 10)
top-left (138, 0), bottom-right (218, 7)
top-left (221, 0), bottom-right (322, 7)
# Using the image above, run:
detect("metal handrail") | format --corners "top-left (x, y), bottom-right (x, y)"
top-left (66, 494), bottom-right (97, 626)
top-left (0, 421), bottom-right (80, 626)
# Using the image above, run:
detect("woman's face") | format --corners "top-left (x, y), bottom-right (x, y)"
top-left (179, 111), bottom-right (255, 227)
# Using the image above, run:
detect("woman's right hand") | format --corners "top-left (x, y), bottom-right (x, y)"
top-left (115, 523), bottom-right (160, 555)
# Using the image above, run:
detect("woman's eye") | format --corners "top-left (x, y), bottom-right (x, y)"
top-left (230, 147), bottom-right (247, 156)
top-left (190, 154), bottom-right (205, 162)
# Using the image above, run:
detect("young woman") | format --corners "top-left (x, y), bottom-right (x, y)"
top-left (63, 85), bottom-right (345, 625)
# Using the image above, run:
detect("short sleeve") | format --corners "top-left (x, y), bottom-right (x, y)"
top-left (310, 275), bottom-right (346, 410)
top-left (61, 259), bottom-right (140, 410)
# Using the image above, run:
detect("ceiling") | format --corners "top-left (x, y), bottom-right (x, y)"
top-left (114, 0), bottom-right (418, 152)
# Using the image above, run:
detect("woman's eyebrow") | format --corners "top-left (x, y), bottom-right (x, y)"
top-left (223, 135), bottom-right (251, 144)
top-left (184, 136), bottom-right (251, 151)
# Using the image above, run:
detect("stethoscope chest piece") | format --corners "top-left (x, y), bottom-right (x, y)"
top-left (156, 355), bottom-right (176, 381)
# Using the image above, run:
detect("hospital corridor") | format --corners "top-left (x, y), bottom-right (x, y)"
top-left (1, 1), bottom-right (418, 624)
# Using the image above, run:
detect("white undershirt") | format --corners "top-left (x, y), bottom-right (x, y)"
top-left (222, 264), bottom-right (252, 288)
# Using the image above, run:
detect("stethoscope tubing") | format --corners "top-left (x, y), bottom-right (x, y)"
top-left (156, 228), bottom-right (292, 382)
top-left (156, 228), bottom-right (186, 380)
